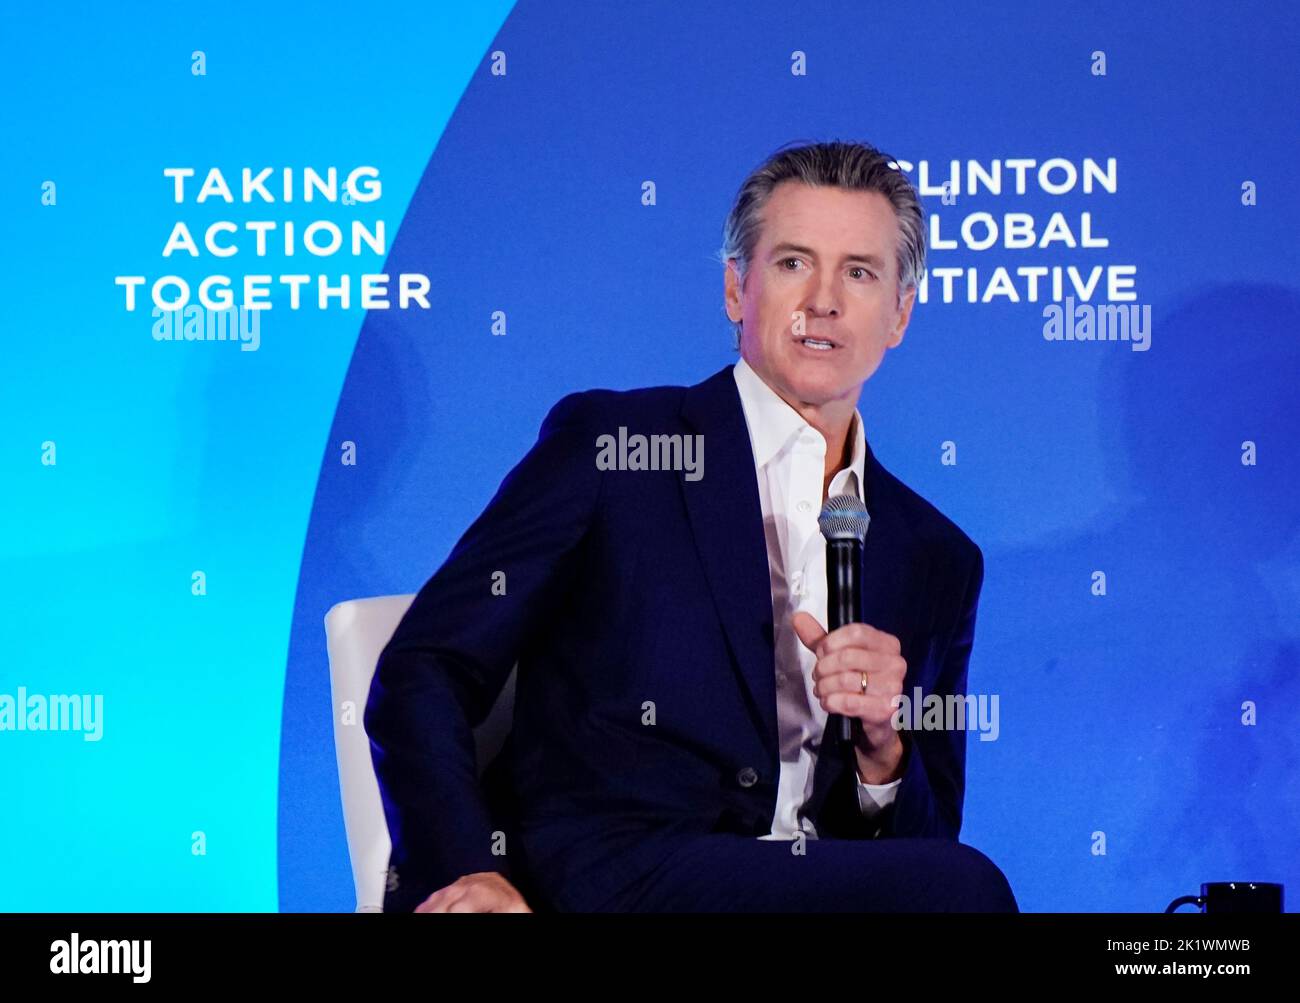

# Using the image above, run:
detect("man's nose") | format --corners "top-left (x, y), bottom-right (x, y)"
top-left (802, 272), bottom-right (842, 319)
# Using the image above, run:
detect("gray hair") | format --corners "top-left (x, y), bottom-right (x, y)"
top-left (716, 139), bottom-right (927, 349)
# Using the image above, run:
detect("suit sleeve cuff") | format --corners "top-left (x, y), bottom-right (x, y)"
top-left (854, 772), bottom-right (902, 817)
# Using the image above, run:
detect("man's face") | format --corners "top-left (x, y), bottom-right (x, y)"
top-left (724, 180), bottom-right (915, 411)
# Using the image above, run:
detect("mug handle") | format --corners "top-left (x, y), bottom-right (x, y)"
top-left (1164, 895), bottom-right (1204, 913)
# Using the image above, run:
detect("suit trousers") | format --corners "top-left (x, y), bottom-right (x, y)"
top-left (584, 834), bottom-right (1019, 913)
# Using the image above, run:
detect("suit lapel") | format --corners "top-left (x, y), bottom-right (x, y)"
top-left (857, 438), bottom-right (933, 650)
top-left (677, 363), bottom-right (936, 816)
top-left (678, 366), bottom-right (780, 759)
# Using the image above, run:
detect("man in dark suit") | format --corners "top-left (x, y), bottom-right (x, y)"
top-left (365, 140), bottom-right (1018, 913)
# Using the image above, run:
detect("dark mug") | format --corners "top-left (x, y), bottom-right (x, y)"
top-left (1165, 882), bottom-right (1284, 914)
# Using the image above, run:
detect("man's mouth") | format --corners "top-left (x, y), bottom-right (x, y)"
top-left (796, 335), bottom-right (838, 352)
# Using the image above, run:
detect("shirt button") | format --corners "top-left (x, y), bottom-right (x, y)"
top-left (736, 766), bottom-right (759, 788)
top-left (797, 500), bottom-right (812, 514)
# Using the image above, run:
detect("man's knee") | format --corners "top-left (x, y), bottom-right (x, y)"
top-left (945, 842), bottom-right (1018, 912)
top-left (880, 838), bottom-right (1018, 912)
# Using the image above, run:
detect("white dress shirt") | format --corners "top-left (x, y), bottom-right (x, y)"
top-left (732, 356), bottom-right (901, 840)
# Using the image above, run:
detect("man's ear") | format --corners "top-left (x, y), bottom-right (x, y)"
top-left (723, 259), bottom-right (744, 325)
top-left (889, 285), bottom-right (916, 348)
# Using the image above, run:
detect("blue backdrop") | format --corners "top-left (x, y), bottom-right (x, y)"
top-left (3, 0), bottom-right (1296, 913)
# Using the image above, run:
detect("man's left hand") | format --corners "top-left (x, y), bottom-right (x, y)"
top-left (792, 611), bottom-right (906, 783)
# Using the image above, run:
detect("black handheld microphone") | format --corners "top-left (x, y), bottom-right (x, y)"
top-left (817, 493), bottom-right (871, 744)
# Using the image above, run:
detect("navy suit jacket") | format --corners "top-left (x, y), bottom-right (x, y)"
top-left (364, 364), bottom-right (985, 912)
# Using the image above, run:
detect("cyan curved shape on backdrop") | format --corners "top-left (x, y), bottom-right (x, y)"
top-left (0, 1), bottom-right (515, 910)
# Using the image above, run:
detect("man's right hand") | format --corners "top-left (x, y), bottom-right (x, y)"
top-left (414, 871), bottom-right (532, 913)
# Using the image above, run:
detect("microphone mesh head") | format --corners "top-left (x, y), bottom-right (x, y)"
top-left (818, 493), bottom-right (870, 542)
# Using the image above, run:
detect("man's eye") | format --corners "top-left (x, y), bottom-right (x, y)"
top-left (849, 267), bottom-right (876, 281)
top-left (780, 257), bottom-right (803, 270)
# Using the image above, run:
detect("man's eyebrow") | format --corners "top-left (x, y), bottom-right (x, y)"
top-left (768, 242), bottom-right (887, 268)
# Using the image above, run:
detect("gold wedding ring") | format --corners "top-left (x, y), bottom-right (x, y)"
top-left (860, 671), bottom-right (869, 694)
